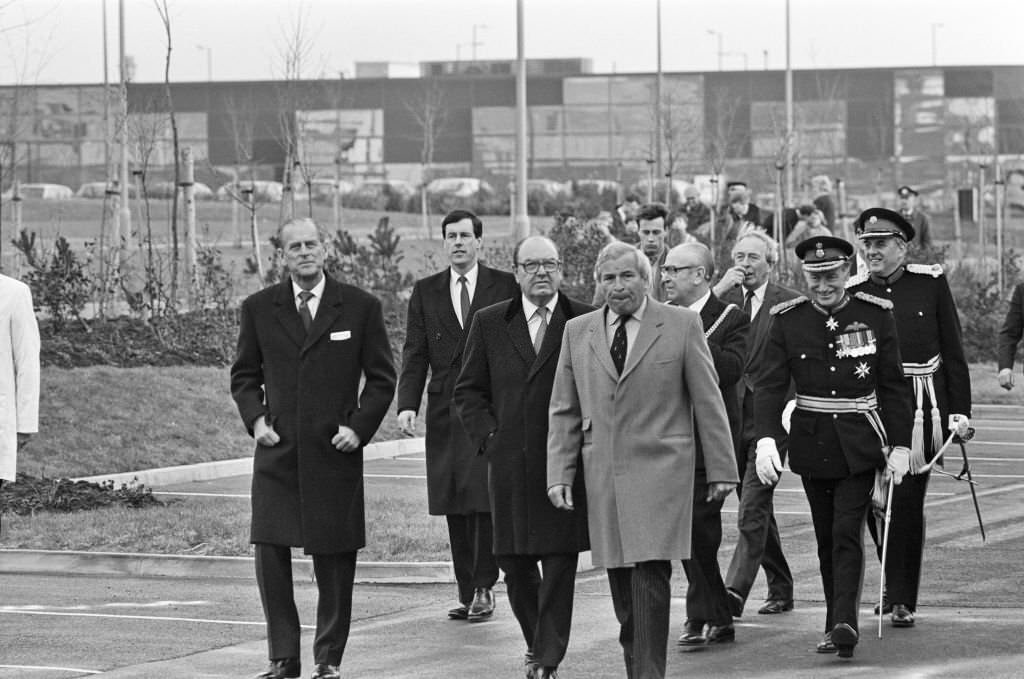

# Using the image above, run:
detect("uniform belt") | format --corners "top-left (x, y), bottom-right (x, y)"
top-left (902, 354), bottom-right (941, 377)
top-left (795, 392), bottom-right (879, 413)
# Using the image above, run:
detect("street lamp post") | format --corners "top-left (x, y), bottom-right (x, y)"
top-left (707, 29), bottom-right (724, 70)
top-left (930, 23), bottom-right (943, 66)
top-left (196, 44), bottom-right (212, 81)
top-left (471, 23), bottom-right (488, 61)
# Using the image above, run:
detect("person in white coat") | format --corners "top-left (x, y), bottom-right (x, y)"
top-left (0, 272), bottom-right (40, 518)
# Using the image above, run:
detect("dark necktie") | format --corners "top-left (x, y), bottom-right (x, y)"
top-left (610, 314), bottom-right (630, 375)
top-left (298, 290), bottom-right (314, 332)
top-left (533, 307), bottom-right (548, 354)
top-left (458, 276), bottom-right (470, 328)
top-left (743, 289), bottom-right (754, 318)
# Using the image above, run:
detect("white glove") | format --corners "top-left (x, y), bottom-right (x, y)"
top-left (948, 414), bottom-right (970, 438)
top-left (755, 438), bottom-right (782, 486)
top-left (887, 445), bottom-right (911, 486)
top-left (781, 399), bottom-right (796, 434)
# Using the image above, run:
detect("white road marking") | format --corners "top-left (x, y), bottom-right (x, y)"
top-left (3, 601), bottom-right (210, 612)
top-left (0, 665), bottom-right (100, 675)
top-left (0, 608), bottom-right (313, 629)
top-left (152, 491), bottom-right (250, 498)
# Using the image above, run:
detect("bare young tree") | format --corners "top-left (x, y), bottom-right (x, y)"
top-left (405, 79), bottom-right (447, 238)
top-left (219, 91), bottom-right (267, 282)
top-left (154, 0), bottom-right (182, 307)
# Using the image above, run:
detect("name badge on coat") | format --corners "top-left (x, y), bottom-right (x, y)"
top-left (330, 331), bottom-right (352, 341)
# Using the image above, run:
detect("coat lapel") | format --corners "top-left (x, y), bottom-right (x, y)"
top-left (433, 270), bottom-right (463, 338)
top-left (273, 280), bottom-right (307, 349)
top-left (588, 310), bottom-right (619, 381)
top-left (527, 300), bottom-right (568, 382)
top-left (504, 297), bottom-right (536, 368)
top-left (301, 276), bottom-right (343, 355)
top-left (620, 298), bottom-right (661, 381)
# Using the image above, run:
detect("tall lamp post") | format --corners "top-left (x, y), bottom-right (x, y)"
top-left (655, 0), bottom-right (663, 182)
top-left (196, 44), bottom-right (212, 81)
top-left (513, 0), bottom-right (529, 239)
top-left (707, 29), bottom-right (724, 70)
top-left (930, 23), bottom-right (943, 66)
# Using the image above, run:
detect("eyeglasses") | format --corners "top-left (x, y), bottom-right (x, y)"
top-left (660, 265), bottom-right (699, 276)
top-left (519, 260), bottom-right (561, 273)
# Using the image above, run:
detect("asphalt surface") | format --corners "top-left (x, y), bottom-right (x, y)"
top-left (2, 405), bottom-right (1023, 678)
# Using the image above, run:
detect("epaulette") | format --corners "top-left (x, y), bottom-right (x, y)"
top-left (906, 263), bottom-right (944, 278)
top-left (853, 291), bottom-right (894, 310)
top-left (845, 271), bottom-right (869, 288)
top-left (770, 295), bottom-right (809, 315)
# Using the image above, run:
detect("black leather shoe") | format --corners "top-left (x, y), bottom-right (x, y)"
top-left (726, 588), bottom-right (744, 618)
top-left (468, 587), bottom-right (495, 621)
top-left (705, 624), bottom-right (736, 645)
top-left (873, 591), bottom-right (891, 615)
top-left (757, 598), bottom-right (794, 614)
top-left (677, 619), bottom-right (706, 648)
top-left (448, 603), bottom-right (469, 620)
top-left (310, 664), bottom-right (340, 679)
top-left (815, 632), bottom-right (836, 654)
top-left (891, 603), bottom-right (915, 627)
top-left (253, 658), bottom-right (300, 679)
top-left (830, 623), bottom-right (858, 659)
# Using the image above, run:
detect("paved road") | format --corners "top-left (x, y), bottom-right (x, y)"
top-left (2, 406), bottom-right (1022, 677)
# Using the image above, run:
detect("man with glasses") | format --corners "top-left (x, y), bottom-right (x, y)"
top-left (455, 236), bottom-right (592, 679)
top-left (548, 241), bottom-right (737, 679)
top-left (661, 242), bottom-right (749, 650)
top-left (594, 203), bottom-right (670, 305)
top-left (712, 231), bottom-right (798, 619)
top-left (397, 209), bottom-right (518, 623)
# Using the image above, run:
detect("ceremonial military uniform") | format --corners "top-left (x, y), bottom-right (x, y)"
top-left (754, 236), bottom-right (913, 658)
top-left (848, 207), bottom-right (972, 622)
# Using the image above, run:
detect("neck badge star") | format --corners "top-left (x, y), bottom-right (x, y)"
top-left (854, 361), bottom-right (871, 380)
top-left (826, 316), bottom-right (839, 332)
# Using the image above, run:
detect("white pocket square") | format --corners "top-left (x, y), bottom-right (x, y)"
top-left (330, 331), bottom-right (352, 341)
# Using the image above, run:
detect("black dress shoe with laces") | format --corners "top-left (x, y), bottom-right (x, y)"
top-left (677, 619), bottom-right (706, 648)
top-left (830, 622), bottom-right (858, 659)
top-left (468, 587), bottom-right (495, 622)
top-left (253, 658), bottom-right (300, 679)
top-left (448, 602), bottom-right (469, 620)
top-left (815, 632), bottom-right (836, 654)
top-left (310, 664), bottom-right (340, 679)
top-left (891, 603), bottom-right (915, 627)
top-left (757, 598), bottom-right (794, 614)
top-left (705, 624), bottom-right (736, 645)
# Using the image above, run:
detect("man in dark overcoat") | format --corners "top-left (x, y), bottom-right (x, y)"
top-left (396, 209), bottom-right (519, 621)
top-left (662, 242), bottom-right (749, 648)
top-left (454, 236), bottom-right (591, 679)
top-left (230, 218), bottom-right (396, 679)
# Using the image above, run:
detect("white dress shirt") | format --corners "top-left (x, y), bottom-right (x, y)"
top-left (291, 275), bottom-right (326, 320)
top-left (686, 290), bottom-right (712, 313)
top-left (747, 281), bottom-right (769, 319)
top-left (450, 263), bottom-right (479, 327)
top-left (522, 293), bottom-right (559, 346)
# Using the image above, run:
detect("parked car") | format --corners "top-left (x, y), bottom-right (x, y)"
top-left (2, 183), bottom-right (73, 200)
top-left (216, 180), bottom-right (284, 204)
top-left (506, 179), bottom-right (573, 216)
top-left (295, 178), bottom-right (356, 204)
top-left (147, 181), bottom-right (214, 200)
top-left (344, 179), bottom-right (416, 212)
top-left (424, 177), bottom-right (500, 214)
top-left (630, 178), bottom-right (693, 207)
top-left (570, 179), bottom-right (622, 213)
top-left (76, 181), bottom-right (138, 199)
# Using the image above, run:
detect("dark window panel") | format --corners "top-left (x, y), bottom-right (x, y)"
top-left (943, 68), bottom-right (993, 97)
top-left (994, 67), bottom-right (1024, 99)
top-left (794, 71), bottom-right (848, 101)
top-left (997, 99), bottom-right (1024, 125)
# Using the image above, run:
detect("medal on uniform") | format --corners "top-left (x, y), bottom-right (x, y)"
top-left (836, 322), bottom-right (876, 358)
top-left (826, 316), bottom-right (839, 332)
top-left (855, 361), bottom-right (871, 379)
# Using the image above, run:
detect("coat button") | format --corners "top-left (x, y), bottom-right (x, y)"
top-left (830, 366), bottom-right (836, 372)
top-left (828, 343), bottom-right (834, 348)
top-left (833, 413), bottom-right (838, 419)
top-left (918, 311), bottom-right (924, 316)
top-left (887, 287), bottom-right (892, 293)
top-left (800, 353), bottom-right (807, 359)
top-left (831, 390), bottom-right (836, 395)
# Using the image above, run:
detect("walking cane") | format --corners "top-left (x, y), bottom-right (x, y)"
top-left (878, 473), bottom-right (895, 639)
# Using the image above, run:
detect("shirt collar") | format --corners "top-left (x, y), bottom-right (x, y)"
top-left (607, 297), bottom-right (648, 326)
top-left (451, 263), bottom-right (479, 286)
top-left (523, 293), bottom-right (558, 320)
top-left (292, 274), bottom-right (326, 300)
top-left (747, 280), bottom-right (768, 300)
top-left (870, 265), bottom-right (905, 286)
top-left (687, 290), bottom-right (712, 312)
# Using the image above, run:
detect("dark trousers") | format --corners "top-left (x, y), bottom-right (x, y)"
top-left (607, 560), bottom-right (672, 679)
top-left (725, 450), bottom-right (794, 604)
top-left (681, 469), bottom-right (731, 626)
top-left (254, 543), bottom-right (357, 666)
top-left (447, 512), bottom-right (499, 604)
top-left (801, 471), bottom-right (873, 633)
top-left (867, 469), bottom-right (930, 611)
top-left (495, 553), bottom-right (579, 668)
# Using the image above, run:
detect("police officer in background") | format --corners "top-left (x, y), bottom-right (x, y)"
top-left (895, 186), bottom-right (933, 251)
top-left (754, 236), bottom-right (913, 659)
top-left (847, 208), bottom-right (972, 628)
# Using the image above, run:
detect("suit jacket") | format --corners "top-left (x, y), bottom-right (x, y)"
top-left (695, 293), bottom-right (749, 468)
top-left (454, 293), bottom-right (592, 555)
top-left (397, 263), bottom-right (519, 515)
top-left (230, 275), bottom-right (396, 553)
top-left (547, 298), bottom-right (738, 568)
top-left (0, 274), bottom-right (40, 482)
top-left (998, 282), bottom-right (1024, 371)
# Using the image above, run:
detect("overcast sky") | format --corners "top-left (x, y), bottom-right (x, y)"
top-left (2, 0), bottom-right (1023, 85)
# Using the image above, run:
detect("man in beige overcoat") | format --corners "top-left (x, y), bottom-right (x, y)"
top-left (547, 241), bottom-right (738, 679)
top-left (0, 272), bottom-right (40, 528)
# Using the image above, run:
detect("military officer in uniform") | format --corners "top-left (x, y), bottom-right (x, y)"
top-left (847, 208), bottom-right (972, 628)
top-left (895, 186), bottom-right (933, 251)
top-left (754, 236), bottom-right (913, 659)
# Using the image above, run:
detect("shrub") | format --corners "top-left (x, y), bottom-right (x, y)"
top-left (20, 234), bottom-right (92, 331)
top-left (0, 472), bottom-right (164, 515)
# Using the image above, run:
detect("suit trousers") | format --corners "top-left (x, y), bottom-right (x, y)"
top-left (681, 469), bottom-right (732, 626)
top-left (867, 469), bottom-right (930, 611)
top-left (495, 553), bottom-right (579, 668)
top-left (447, 512), bottom-right (499, 604)
top-left (254, 543), bottom-right (357, 665)
top-left (725, 448), bottom-right (794, 606)
top-left (801, 471), bottom-right (873, 633)
top-left (607, 560), bottom-right (672, 679)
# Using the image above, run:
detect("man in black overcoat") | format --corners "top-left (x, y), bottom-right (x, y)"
top-left (396, 209), bottom-right (519, 621)
top-left (231, 218), bottom-right (396, 679)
